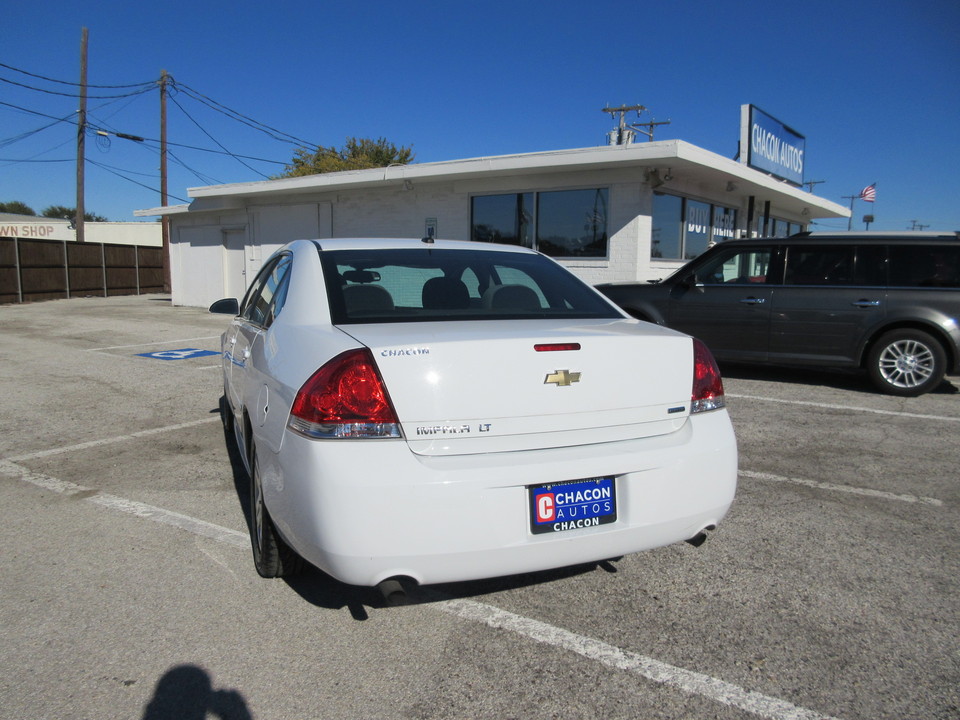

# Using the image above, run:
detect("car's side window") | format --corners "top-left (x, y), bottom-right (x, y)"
top-left (785, 245), bottom-right (887, 286)
top-left (697, 248), bottom-right (773, 285)
top-left (262, 256), bottom-right (293, 326)
top-left (240, 254), bottom-right (292, 327)
top-left (888, 245), bottom-right (960, 288)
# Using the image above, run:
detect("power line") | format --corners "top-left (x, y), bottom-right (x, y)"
top-left (86, 157), bottom-right (190, 203)
top-left (0, 61), bottom-right (155, 89)
top-left (173, 79), bottom-right (320, 150)
top-left (0, 75), bottom-right (155, 100)
top-left (168, 92), bottom-right (269, 178)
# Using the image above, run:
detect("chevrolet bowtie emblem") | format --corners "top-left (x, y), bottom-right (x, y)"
top-left (544, 369), bottom-right (581, 387)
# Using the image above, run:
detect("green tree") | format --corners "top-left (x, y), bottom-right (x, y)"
top-left (274, 137), bottom-right (414, 178)
top-left (41, 205), bottom-right (108, 222)
top-left (0, 200), bottom-right (37, 215)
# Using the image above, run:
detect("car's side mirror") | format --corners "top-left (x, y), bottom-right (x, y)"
top-left (209, 298), bottom-right (240, 315)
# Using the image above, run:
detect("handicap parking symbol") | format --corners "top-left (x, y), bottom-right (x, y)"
top-left (137, 348), bottom-right (221, 361)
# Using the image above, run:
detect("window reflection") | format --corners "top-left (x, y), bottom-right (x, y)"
top-left (472, 189), bottom-right (607, 258)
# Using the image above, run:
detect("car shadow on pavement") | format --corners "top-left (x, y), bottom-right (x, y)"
top-left (718, 362), bottom-right (959, 395)
top-left (283, 559), bottom-right (615, 620)
top-left (216, 398), bottom-right (627, 619)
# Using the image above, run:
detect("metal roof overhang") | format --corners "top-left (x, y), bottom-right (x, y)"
top-left (141, 140), bottom-right (848, 220)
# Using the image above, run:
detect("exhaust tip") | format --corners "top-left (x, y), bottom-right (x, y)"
top-left (377, 577), bottom-right (415, 606)
top-left (685, 524), bottom-right (716, 548)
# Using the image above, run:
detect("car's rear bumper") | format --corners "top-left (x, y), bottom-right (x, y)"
top-left (260, 410), bottom-right (737, 587)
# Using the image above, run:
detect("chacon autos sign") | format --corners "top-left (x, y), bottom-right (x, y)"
top-left (740, 104), bottom-right (805, 186)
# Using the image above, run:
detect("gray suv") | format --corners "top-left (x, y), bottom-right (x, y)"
top-left (597, 232), bottom-right (960, 396)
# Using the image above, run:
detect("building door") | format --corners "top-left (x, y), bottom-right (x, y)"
top-left (223, 229), bottom-right (248, 300)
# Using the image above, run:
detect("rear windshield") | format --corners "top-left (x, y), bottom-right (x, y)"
top-left (320, 247), bottom-right (621, 324)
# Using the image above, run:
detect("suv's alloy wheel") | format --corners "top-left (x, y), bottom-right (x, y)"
top-left (868, 329), bottom-right (946, 397)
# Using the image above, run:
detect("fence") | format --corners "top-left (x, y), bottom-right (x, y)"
top-left (0, 237), bottom-right (164, 304)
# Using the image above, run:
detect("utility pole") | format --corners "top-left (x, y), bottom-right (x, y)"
top-left (803, 179), bottom-right (825, 193)
top-left (159, 70), bottom-right (171, 293)
top-left (841, 194), bottom-right (858, 231)
top-left (602, 104), bottom-right (671, 145)
top-left (75, 27), bottom-right (88, 243)
top-left (909, 220), bottom-right (929, 231)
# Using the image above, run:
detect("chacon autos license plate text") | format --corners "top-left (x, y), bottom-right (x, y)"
top-left (528, 477), bottom-right (617, 535)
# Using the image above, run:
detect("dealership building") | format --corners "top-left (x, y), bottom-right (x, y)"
top-left (139, 108), bottom-right (848, 308)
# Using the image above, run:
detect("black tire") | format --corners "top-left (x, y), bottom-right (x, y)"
top-left (867, 329), bottom-right (946, 397)
top-left (219, 394), bottom-right (234, 432)
top-left (249, 445), bottom-right (303, 578)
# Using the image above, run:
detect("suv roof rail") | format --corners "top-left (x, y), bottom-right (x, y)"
top-left (790, 230), bottom-right (959, 239)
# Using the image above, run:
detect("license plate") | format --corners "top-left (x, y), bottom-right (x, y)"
top-left (528, 477), bottom-right (617, 535)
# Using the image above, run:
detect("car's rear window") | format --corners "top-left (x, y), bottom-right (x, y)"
top-left (888, 245), bottom-right (960, 288)
top-left (320, 247), bottom-right (621, 324)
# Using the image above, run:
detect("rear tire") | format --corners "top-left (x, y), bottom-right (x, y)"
top-left (867, 329), bottom-right (946, 397)
top-left (249, 445), bottom-right (303, 578)
top-left (219, 394), bottom-right (234, 432)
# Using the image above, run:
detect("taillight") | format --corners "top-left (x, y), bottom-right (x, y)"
top-left (287, 348), bottom-right (401, 439)
top-left (691, 338), bottom-right (725, 413)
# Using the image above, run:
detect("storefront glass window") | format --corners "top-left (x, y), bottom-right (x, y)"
top-left (684, 199), bottom-right (711, 259)
top-left (537, 188), bottom-right (608, 258)
top-left (653, 193), bottom-right (741, 260)
top-left (712, 206), bottom-right (738, 242)
top-left (472, 194), bottom-right (530, 246)
top-left (471, 189), bottom-right (607, 258)
top-left (651, 193), bottom-right (682, 259)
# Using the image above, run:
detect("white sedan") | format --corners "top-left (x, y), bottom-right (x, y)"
top-left (210, 238), bottom-right (737, 593)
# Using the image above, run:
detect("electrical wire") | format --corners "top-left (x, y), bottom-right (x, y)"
top-left (173, 79), bottom-right (319, 150)
top-left (86, 157), bottom-right (190, 203)
top-left (0, 75), bottom-right (155, 100)
top-left (168, 92), bottom-right (269, 178)
top-left (0, 61), bottom-right (156, 89)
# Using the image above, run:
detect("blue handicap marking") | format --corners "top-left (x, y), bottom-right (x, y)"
top-left (137, 348), bottom-right (221, 361)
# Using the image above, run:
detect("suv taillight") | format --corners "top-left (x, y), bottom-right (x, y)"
top-left (288, 348), bottom-right (401, 439)
top-left (691, 339), bottom-right (725, 413)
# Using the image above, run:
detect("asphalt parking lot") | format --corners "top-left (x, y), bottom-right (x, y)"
top-left (1, 294), bottom-right (958, 720)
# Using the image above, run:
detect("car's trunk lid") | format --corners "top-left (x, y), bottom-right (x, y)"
top-left (339, 319), bottom-right (693, 456)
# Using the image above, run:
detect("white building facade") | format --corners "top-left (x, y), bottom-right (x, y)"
top-left (140, 141), bottom-right (848, 308)
top-left (0, 216), bottom-right (161, 246)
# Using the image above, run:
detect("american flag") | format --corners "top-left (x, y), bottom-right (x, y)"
top-left (859, 183), bottom-right (877, 202)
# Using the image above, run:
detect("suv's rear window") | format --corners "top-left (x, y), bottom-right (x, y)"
top-left (784, 245), bottom-right (887, 286)
top-left (888, 245), bottom-right (959, 288)
top-left (320, 247), bottom-right (621, 324)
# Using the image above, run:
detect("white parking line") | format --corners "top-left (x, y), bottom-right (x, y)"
top-left (4, 417), bottom-right (221, 463)
top-left (1, 422), bottom-right (845, 720)
top-left (740, 469), bottom-right (943, 506)
top-left (0, 459), bottom-right (248, 547)
top-left (437, 599), bottom-right (841, 720)
top-left (728, 394), bottom-right (960, 423)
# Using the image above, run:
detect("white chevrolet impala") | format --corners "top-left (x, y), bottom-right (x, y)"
top-left (210, 238), bottom-right (737, 593)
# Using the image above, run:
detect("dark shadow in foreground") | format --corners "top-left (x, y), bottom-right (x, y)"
top-left (141, 664), bottom-right (251, 720)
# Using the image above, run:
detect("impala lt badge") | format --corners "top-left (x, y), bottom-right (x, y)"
top-left (544, 369), bottom-right (581, 387)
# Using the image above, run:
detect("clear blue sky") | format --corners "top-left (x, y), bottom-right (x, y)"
top-left (2, 0), bottom-right (958, 231)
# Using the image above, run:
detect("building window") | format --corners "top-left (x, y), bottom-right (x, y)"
top-left (653, 192), bottom-right (738, 260)
top-left (712, 205), bottom-right (737, 242)
top-left (471, 193), bottom-right (533, 248)
top-left (763, 217), bottom-right (804, 237)
top-left (684, 199), bottom-right (711, 259)
top-left (651, 193), bottom-right (682, 259)
top-left (472, 188), bottom-right (608, 258)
